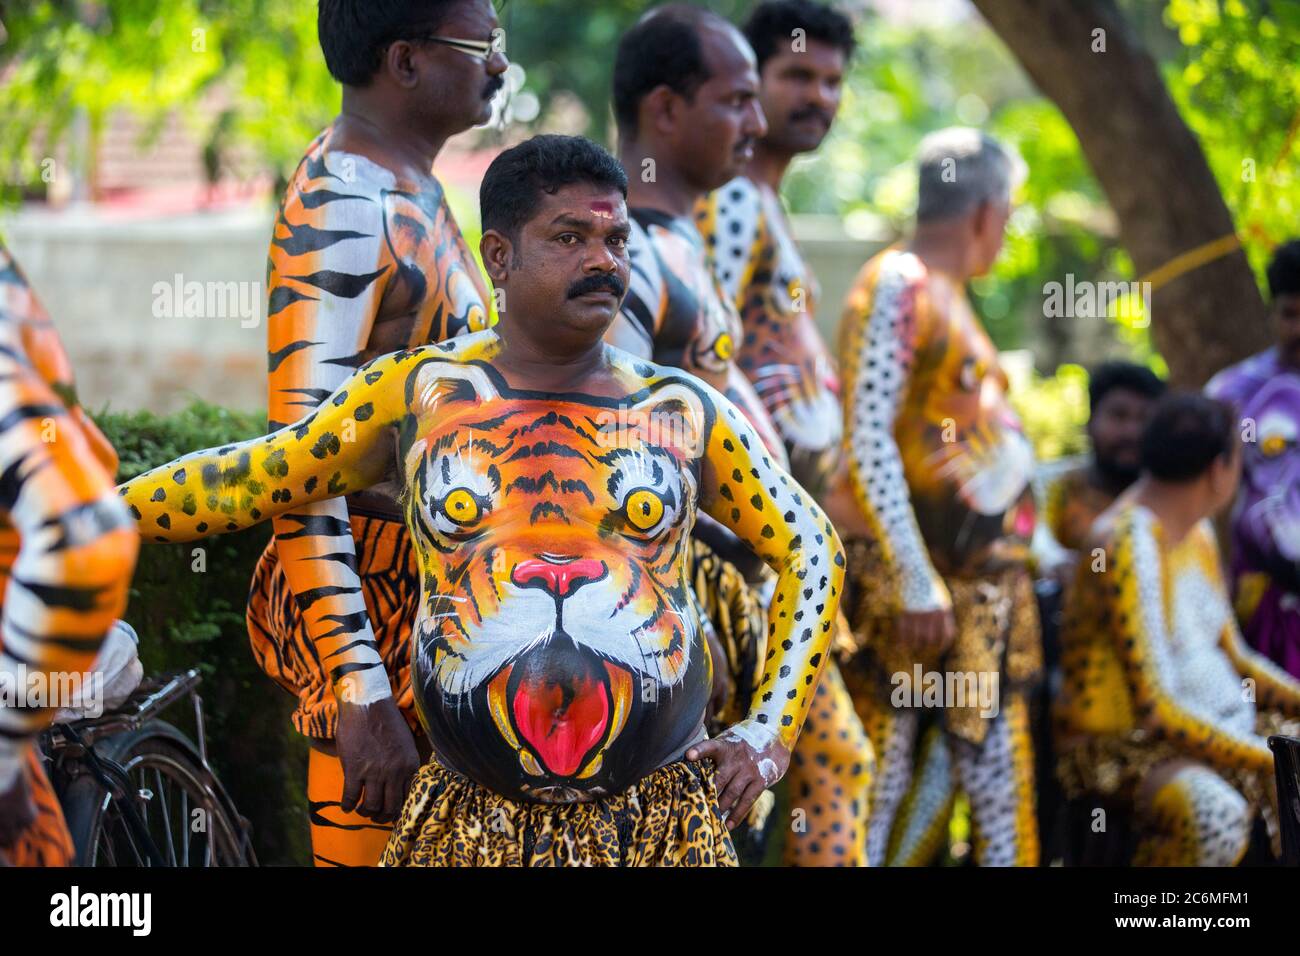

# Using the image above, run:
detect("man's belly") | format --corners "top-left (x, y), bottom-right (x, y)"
top-left (412, 627), bottom-right (712, 803)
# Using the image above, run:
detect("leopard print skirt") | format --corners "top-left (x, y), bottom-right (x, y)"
top-left (381, 759), bottom-right (739, 867)
top-left (839, 537), bottom-right (1042, 747)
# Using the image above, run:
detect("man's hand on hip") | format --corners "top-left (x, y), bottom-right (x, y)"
top-left (336, 698), bottom-right (420, 824)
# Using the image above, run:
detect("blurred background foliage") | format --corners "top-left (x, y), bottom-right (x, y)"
top-left (1, 0), bottom-right (1297, 452)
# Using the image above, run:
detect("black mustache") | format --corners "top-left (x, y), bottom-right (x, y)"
top-left (566, 274), bottom-right (626, 300)
top-left (790, 106), bottom-right (833, 125)
top-left (484, 75), bottom-right (505, 99)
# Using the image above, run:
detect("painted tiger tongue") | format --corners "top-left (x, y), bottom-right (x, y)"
top-left (512, 663), bottom-right (609, 777)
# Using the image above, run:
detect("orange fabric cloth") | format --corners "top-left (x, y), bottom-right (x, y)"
top-left (246, 513), bottom-right (420, 740)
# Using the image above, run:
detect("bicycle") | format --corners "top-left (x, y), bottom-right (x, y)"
top-left (40, 667), bottom-right (257, 867)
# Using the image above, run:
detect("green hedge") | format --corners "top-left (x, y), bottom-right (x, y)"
top-left (102, 402), bottom-right (310, 866)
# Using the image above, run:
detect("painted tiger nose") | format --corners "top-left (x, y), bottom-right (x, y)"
top-left (511, 557), bottom-right (606, 599)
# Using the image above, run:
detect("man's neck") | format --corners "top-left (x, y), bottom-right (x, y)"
top-left (336, 90), bottom-right (448, 179)
top-left (620, 141), bottom-right (700, 219)
top-left (907, 227), bottom-right (972, 284)
top-left (1088, 458), bottom-right (1137, 499)
top-left (746, 141), bottom-right (796, 192)
top-left (1130, 475), bottom-right (1206, 548)
top-left (1276, 343), bottom-right (1300, 374)
top-left (492, 321), bottom-right (608, 393)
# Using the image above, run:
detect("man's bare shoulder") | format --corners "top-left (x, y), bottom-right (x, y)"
top-left (1083, 496), bottom-right (1151, 560)
top-left (353, 331), bottom-right (503, 399)
top-left (604, 344), bottom-right (712, 393)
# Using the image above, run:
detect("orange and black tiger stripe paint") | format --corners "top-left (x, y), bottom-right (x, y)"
top-left (0, 242), bottom-right (138, 866)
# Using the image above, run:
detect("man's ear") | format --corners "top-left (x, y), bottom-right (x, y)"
top-left (1205, 450), bottom-right (1233, 505)
top-left (644, 84), bottom-right (681, 138)
top-left (970, 199), bottom-right (993, 240)
top-left (383, 40), bottom-right (422, 90)
top-left (480, 229), bottom-right (513, 285)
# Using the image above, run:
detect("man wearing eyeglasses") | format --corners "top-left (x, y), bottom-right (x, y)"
top-left (246, 0), bottom-right (507, 866)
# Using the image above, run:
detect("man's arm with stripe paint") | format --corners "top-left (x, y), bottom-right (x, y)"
top-left (265, 172), bottom-right (397, 711)
top-left (0, 354), bottom-right (137, 794)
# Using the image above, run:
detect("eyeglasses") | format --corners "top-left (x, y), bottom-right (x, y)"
top-left (415, 29), bottom-right (507, 61)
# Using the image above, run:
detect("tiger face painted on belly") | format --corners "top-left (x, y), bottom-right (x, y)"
top-left (119, 328), bottom-right (844, 810)
top-left (404, 378), bottom-right (712, 802)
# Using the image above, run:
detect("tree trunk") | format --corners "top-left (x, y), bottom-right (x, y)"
top-left (971, 0), bottom-right (1269, 388)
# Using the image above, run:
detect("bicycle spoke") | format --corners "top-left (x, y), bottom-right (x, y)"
top-left (133, 766), bottom-right (150, 838)
top-left (180, 788), bottom-right (191, 867)
top-left (203, 801), bottom-right (215, 866)
top-left (97, 802), bottom-right (118, 867)
top-left (154, 767), bottom-right (177, 866)
top-left (119, 801), bottom-right (147, 867)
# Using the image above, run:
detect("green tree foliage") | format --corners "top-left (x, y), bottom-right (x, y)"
top-left (0, 0), bottom-right (336, 197)
top-left (1161, 0), bottom-right (1300, 278)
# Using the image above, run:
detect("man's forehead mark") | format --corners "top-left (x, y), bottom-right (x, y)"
top-left (590, 201), bottom-right (614, 218)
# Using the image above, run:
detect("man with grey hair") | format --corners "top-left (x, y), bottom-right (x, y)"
top-left (831, 127), bottom-right (1042, 865)
top-left (915, 127), bottom-right (1020, 223)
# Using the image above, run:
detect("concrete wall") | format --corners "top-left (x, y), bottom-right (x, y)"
top-left (5, 204), bottom-right (274, 415)
top-left (793, 213), bottom-right (890, 345)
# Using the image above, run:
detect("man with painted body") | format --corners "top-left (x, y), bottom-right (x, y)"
top-left (248, 0), bottom-right (505, 865)
top-left (1044, 362), bottom-right (1165, 560)
top-left (1206, 239), bottom-right (1300, 679)
top-left (118, 135), bottom-right (845, 866)
top-left (1056, 393), bottom-right (1300, 865)
top-left (696, 0), bottom-right (874, 866)
top-left (837, 128), bottom-right (1042, 866)
top-left (0, 242), bottom-right (138, 866)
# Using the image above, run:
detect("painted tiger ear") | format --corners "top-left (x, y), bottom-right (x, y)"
top-left (409, 362), bottom-right (498, 414)
top-left (403, 362), bottom-right (500, 469)
top-left (621, 381), bottom-right (710, 459)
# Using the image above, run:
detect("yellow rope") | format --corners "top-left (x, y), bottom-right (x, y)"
top-left (1140, 232), bottom-right (1241, 293)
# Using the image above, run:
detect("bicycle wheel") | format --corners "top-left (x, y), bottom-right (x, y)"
top-left (61, 722), bottom-right (255, 867)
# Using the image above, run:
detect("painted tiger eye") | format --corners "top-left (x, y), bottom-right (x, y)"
top-left (714, 333), bottom-right (734, 362)
top-left (444, 488), bottom-right (481, 525)
top-left (1260, 434), bottom-right (1288, 457)
top-left (625, 489), bottom-right (665, 531)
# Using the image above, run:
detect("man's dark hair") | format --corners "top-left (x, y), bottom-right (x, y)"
top-left (1266, 238), bottom-right (1300, 300)
top-left (742, 0), bottom-right (856, 71)
top-left (612, 5), bottom-right (729, 137)
top-left (318, 0), bottom-right (459, 86)
top-left (1088, 360), bottom-right (1165, 413)
top-left (480, 135), bottom-right (629, 241)
top-left (1139, 392), bottom-right (1236, 483)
